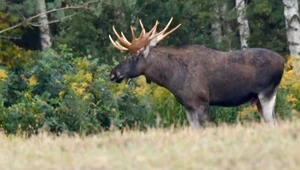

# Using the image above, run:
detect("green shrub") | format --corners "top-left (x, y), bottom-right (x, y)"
top-left (0, 45), bottom-right (299, 136)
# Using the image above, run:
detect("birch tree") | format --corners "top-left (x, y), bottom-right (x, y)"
top-left (236, 0), bottom-right (250, 50)
top-left (211, 1), bottom-right (233, 50)
top-left (283, 0), bottom-right (300, 58)
top-left (211, 8), bottom-right (222, 48)
top-left (211, 5), bottom-right (222, 49)
top-left (221, 2), bottom-right (233, 51)
top-left (38, 0), bottom-right (52, 50)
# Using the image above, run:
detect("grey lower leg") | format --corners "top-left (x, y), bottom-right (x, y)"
top-left (186, 105), bottom-right (209, 129)
top-left (258, 92), bottom-right (278, 126)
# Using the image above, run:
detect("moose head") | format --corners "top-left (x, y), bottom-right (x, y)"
top-left (109, 17), bottom-right (181, 83)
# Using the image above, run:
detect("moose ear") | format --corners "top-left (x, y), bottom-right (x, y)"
top-left (141, 45), bottom-right (150, 58)
top-left (141, 37), bottom-right (157, 58)
top-left (150, 37), bottom-right (158, 47)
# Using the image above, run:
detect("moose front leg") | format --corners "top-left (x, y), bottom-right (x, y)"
top-left (186, 104), bottom-right (210, 129)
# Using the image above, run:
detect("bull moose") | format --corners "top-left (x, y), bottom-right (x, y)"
top-left (108, 17), bottom-right (285, 129)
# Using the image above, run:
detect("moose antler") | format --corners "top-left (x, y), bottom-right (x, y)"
top-left (109, 17), bottom-right (181, 55)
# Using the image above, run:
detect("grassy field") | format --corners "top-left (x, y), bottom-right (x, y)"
top-left (1, 120), bottom-right (300, 170)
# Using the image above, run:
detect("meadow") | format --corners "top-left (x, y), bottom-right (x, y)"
top-left (1, 1), bottom-right (300, 169)
top-left (1, 120), bottom-right (300, 170)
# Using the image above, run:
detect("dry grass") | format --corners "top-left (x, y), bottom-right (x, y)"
top-left (1, 120), bottom-right (300, 170)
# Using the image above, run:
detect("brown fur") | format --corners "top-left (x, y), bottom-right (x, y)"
top-left (110, 44), bottom-right (285, 127)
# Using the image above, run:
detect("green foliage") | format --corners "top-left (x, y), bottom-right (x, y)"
top-left (53, 0), bottom-right (234, 64)
top-left (117, 89), bottom-right (155, 129)
top-left (0, 92), bottom-right (51, 136)
top-left (275, 88), bottom-right (293, 120)
top-left (0, 44), bottom-right (299, 136)
top-left (0, 46), bottom-right (166, 136)
top-left (247, 0), bottom-right (288, 55)
top-left (209, 107), bottom-right (241, 125)
top-left (0, 0), bottom-right (6, 10)
top-left (50, 0), bottom-right (289, 64)
top-left (0, 0), bottom-right (299, 136)
top-left (149, 87), bottom-right (187, 127)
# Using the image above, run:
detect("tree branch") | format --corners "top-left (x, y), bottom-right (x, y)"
top-left (0, 0), bottom-right (98, 34)
top-left (28, 14), bottom-right (77, 27)
top-left (0, 35), bottom-right (21, 40)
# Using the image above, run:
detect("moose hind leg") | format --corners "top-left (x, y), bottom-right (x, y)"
top-left (186, 105), bottom-right (209, 129)
top-left (258, 91), bottom-right (278, 126)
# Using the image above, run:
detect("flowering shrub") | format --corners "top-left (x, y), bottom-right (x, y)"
top-left (280, 57), bottom-right (300, 110)
top-left (0, 12), bottom-right (34, 71)
top-left (0, 44), bottom-right (299, 136)
top-left (0, 45), bottom-right (160, 135)
top-left (0, 69), bottom-right (7, 81)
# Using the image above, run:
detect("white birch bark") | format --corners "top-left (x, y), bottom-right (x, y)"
top-left (283, 0), bottom-right (300, 58)
top-left (38, 0), bottom-right (52, 50)
top-left (221, 2), bottom-right (233, 51)
top-left (236, 0), bottom-right (250, 50)
top-left (211, 19), bottom-right (222, 48)
top-left (211, 5), bottom-right (222, 49)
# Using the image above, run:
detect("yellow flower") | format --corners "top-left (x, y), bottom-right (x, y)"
top-left (111, 83), bottom-right (129, 98)
top-left (59, 90), bottom-right (66, 98)
top-left (83, 93), bottom-right (92, 100)
top-left (279, 57), bottom-right (300, 109)
top-left (75, 60), bottom-right (89, 69)
top-left (63, 75), bottom-right (70, 83)
top-left (286, 94), bottom-right (298, 104)
top-left (70, 82), bottom-right (78, 90)
top-left (238, 106), bottom-right (258, 119)
top-left (28, 75), bottom-right (38, 87)
top-left (135, 85), bottom-right (150, 97)
top-left (153, 86), bottom-right (170, 101)
top-left (0, 69), bottom-right (8, 82)
top-left (291, 83), bottom-right (300, 89)
top-left (75, 87), bottom-right (85, 95)
top-left (81, 82), bottom-right (89, 88)
top-left (134, 76), bottom-right (151, 97)
top-left (86, 73), bottom-right (93, 82)
top-left (24, 92), bottom-right (32, 99)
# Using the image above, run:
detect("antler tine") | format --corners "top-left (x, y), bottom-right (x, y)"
top-left (112, 26), bottom-right (131, 46)
top-left (115, 41), bottom-right (127, 50)
top-left (130, 26), bottom-right (136, 40)
top-left (148, 20), bottom-right (159, 37)
top-left (109, 35), bottom-right (128, 51)
top-left (157, 23), bottom-right (181, 42)
top-left (138, 19), bottom-right (146, 39)
top-left (150, 21), bottom-right (159, 37)
top-left (121, 32), bottom-right (131, 45)
top-left (157, 17), bottom-right (173, 34)
top-left (150, 17), bottom-right (181, 42)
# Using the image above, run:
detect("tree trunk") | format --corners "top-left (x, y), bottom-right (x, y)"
top-left (211, 19), bottom-right (222, 49)
top-left (38, 0), bottom-right (52, 50)
top-left (283, 0), bottom-right (300, 58)
top-left (211, 4), bottom-right (222, 49)
top-left (236, 0), bottom-right (250, 50)
top-left (221, 2), bottom-right (233, 51)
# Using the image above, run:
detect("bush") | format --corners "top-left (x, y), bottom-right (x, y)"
top-left (0, 45), bottom-right (165, 136)
top-left (0, 45), bottom-right (299, 136)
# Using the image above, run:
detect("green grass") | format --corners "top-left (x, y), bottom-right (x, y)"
top-left (1, 120), bottom-right (300, 170)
